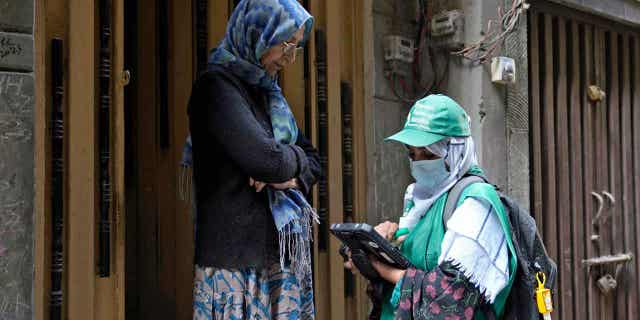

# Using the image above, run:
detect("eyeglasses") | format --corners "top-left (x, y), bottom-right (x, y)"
top-left (282, 41), bottom-right (303, 56)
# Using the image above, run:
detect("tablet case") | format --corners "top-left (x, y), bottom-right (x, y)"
top-left (330, 223), bottom-right (412, 281)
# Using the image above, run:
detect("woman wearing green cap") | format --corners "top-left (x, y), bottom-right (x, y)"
top-left (347, 95), bottom-right (516, 319)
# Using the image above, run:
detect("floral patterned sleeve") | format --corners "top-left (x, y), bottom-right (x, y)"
top-left (394, 261), bottom-right (482, 320)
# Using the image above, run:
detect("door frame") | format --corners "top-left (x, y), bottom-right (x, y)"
top-left (34, 1), bottom-right (371, 319)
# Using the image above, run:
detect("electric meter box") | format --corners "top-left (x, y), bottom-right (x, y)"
top-left (384, 35), bottom-right (415, 64)
top-left (430, 10), bottom-right (464, 49)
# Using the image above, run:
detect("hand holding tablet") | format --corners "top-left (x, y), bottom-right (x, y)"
top-left (330, 223), bottom-right (412, 281)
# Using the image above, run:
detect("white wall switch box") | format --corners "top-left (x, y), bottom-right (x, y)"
top-left (491, 56), bottom-right (516, 84)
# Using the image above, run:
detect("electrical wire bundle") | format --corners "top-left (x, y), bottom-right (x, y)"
top-left (453, 0), bottom-right (529, 63)
top-left (387, 0), bottom-right (449, 103)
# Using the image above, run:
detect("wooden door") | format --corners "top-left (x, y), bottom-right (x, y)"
top-left (124, 0), bottom-right (194, 319)
top-left (529, 2), bottom-right (640, 319)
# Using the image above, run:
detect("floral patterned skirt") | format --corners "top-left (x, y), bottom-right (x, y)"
top-left (394, 262), bottom-right (482, 320)
top-left (193, 263), bottom-right (315, 320)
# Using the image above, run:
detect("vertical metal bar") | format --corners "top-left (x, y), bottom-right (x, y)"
top-left (304, 42), bottom-right (312, 142)
top-left (98, 0), bottom-right (113, 278)
top-left (620, 33), bottom-right (636, 318)
top-left (541, 12), bottom-right (558, 272)
top-left (632, 36), bottom-right (640, 313)
top-left (581, 23), bottom-right (598, 320)
top-left (316, 29), bottom-right (328, 251)
top-left (50, 38), bottom-right (64, 320)
top-left (554, 17), bottom-right (573, 320)
top-left (594, 26), bottom-right (613, 320)
top-left (341, 81), bottom-right (353, 223)
top-left (610, 31), bottom-right (625, 320)
top-left (603, 31), bottom-right (617, 263)
top-left (158, 0), bottom-right (169, 149)
top-left (303, 0), bottom-right (312, 141)
top-left (569, 20), bottom-right (587, 320)
top-left (593, 27), bottom-right (609, 319)
top-left (528, 11), bottom-right (543, 229)
top-left (195, 0), bottom-right (208, 73)
top-left (608, 31), bottom-right (621, 264)
top-left (341, 81), bottom-right (353, 297)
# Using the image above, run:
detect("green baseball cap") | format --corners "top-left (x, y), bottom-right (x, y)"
top-left (386, 94), bottom-right (470, 147)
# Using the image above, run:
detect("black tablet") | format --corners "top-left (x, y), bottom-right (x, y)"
top-left (330, 223), bottom-right (412, 280)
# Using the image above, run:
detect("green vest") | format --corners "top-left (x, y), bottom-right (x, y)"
top-left (380, 182), bottom-right (517, 320)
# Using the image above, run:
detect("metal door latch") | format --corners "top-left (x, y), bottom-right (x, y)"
top-left (583, 253), bottom-right (633, 295)
top-left (582, 253), bottom-right (632, 267)
top-left (590, 191), bottom-right (615, 242)
top-left (597, 274), bottom-right (617, 295)
top-left (120, 70), bottom-right (131, 86)
top-left (588, 85), bottom-right (606, 102)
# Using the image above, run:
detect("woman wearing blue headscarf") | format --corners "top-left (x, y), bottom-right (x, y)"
top-left (186, 1), bottom-right (319, 319)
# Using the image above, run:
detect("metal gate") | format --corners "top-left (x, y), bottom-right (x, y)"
top-left (529, 2), bottom-right (640, 319)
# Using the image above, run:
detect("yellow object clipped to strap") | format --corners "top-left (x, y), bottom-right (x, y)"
top-left (536, 272), bottom-right (553, 320)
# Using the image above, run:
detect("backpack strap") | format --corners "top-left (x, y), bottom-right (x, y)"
top-left (443, 175), bottom-right (498, 318)
top-left (442, 175), bottom-right (486, 226)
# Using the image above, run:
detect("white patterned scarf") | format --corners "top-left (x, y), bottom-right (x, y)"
top-left (439, 197), bottom-right (510, 303)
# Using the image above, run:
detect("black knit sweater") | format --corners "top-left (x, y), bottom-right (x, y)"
top-left (188, 66), bottom-right (320, 268)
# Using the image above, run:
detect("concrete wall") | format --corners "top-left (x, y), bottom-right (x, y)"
top-left (365, 0), bottom-right (416, 225)
top-left (432, 0), bottom-right (511, 192)
top-left (0, 1), bottom-right (35, 319)
top-left (502, 0), bottom-right (530, 207)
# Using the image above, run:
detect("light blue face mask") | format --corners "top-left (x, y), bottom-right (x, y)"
top-left (410, 158), bottom-right (449, 193)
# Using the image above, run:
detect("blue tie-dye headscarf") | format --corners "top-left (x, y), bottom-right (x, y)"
top-left (182, 0), bottom-right (317, 280)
